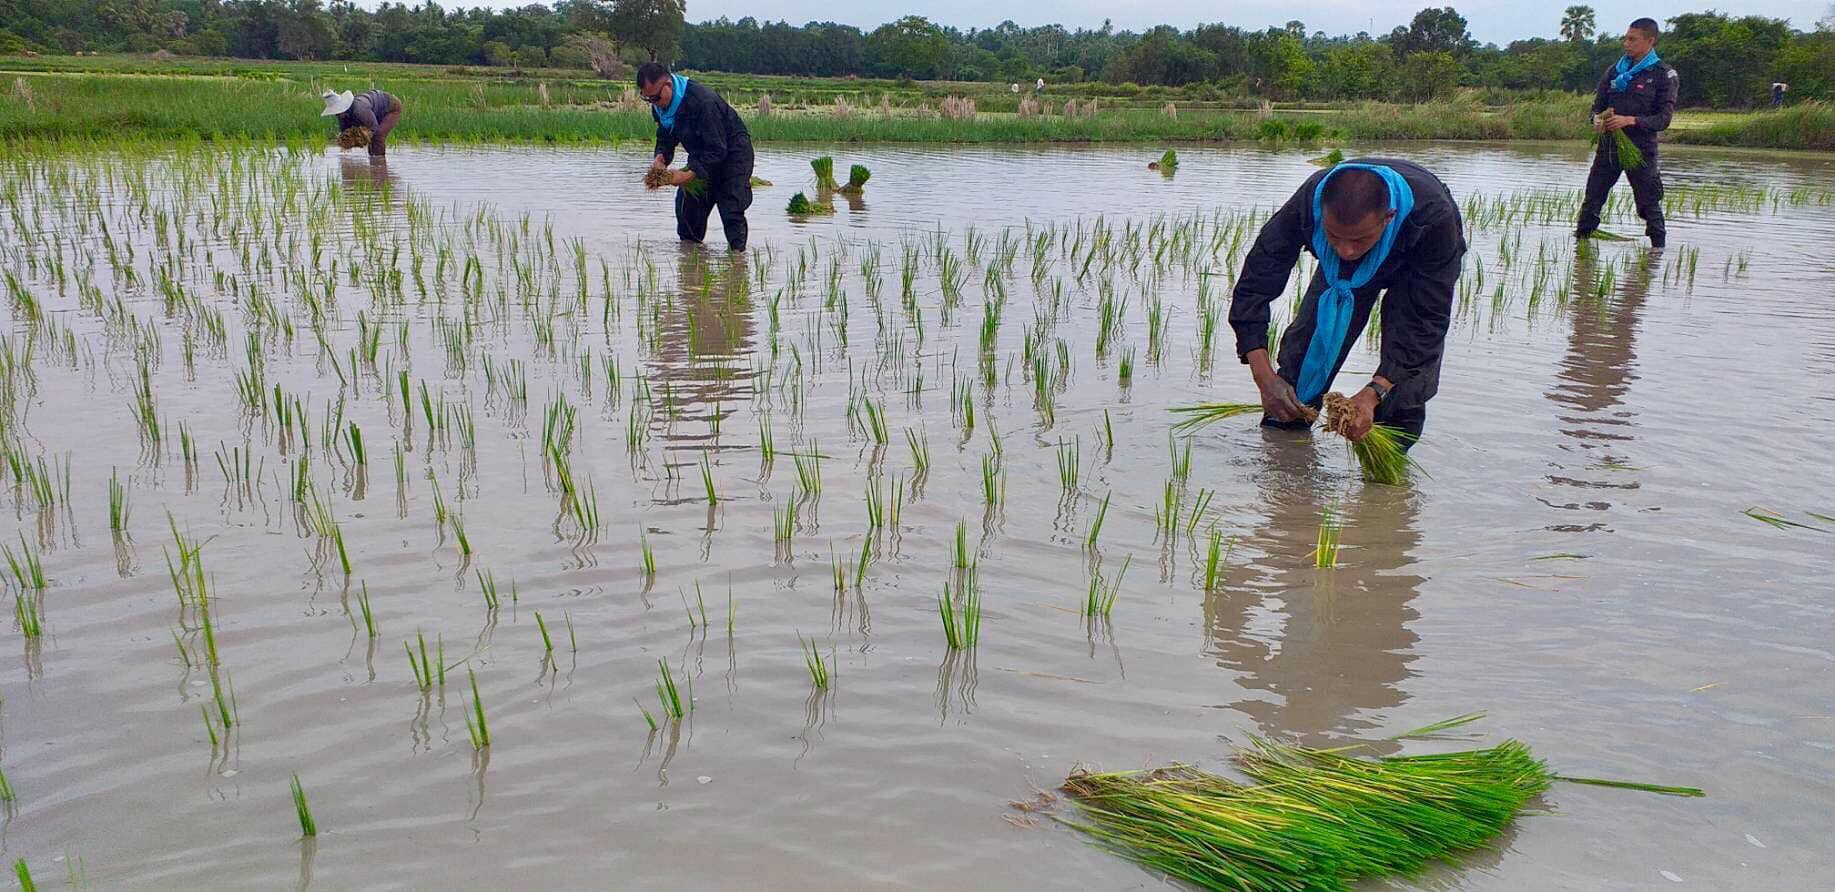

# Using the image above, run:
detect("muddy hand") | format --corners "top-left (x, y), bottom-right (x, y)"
top-left (1255, 373), bottom-right (1306, 423)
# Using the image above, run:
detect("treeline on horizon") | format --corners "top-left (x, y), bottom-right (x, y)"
top-left (2, 1), bottom-right (1831, 108)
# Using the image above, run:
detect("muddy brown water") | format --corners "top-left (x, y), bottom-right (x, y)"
top-left (2, 141), bottom-right (1832, 888)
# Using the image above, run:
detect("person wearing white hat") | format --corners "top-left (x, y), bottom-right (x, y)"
top-left (321, 88), bottom-right (403, 158)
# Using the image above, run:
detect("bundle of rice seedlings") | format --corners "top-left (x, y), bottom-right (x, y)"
top-left (1151, 149), bottom-right (1179, 174)
top-left (1309, 148), bottom-right (1346, 167)
top-left (1064, 719), bottom-right (1700, 891)
top-left (838, 164), bottom-right (870, 194)
top-left (750, 175), bottom-right (773, 188)
top-left (1323, 392), bottom-right (1422, 486)
top-left (1591, 108), bottom-right (1646, 170)
top-left (756, 92), bottom-right (773, 116)
top-left (786, 192), bottom-right (835, 216)
top-left (810, 156), bottom-right (839, 190)
top-left (643, 167), bottom-right (707, 198)
top-left (336, 126), bottom-right (372, 150)
top-left (1163, 101), bottom-right (1178, 120)
top-left (1168, 402), bottom-right (1261, 434)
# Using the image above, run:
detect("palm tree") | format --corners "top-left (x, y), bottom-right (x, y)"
top-left (1560, 6), bottom-right (1597, 43)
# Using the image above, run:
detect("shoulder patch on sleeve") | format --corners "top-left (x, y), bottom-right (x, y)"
top-left (1668, 68), bottom-right (1679, 79)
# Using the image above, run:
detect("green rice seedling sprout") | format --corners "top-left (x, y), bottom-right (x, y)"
top-left (700, 453), bottom-right (718, 506)
top-left (1118, 348), bottom-right (1135, 386)
top-left (801, 633), bottom-right (831, 689)
top-left (450, 513), bottom-right (472, 557)
top-left (14, 594), bottom-right (43, 639)
top-left (1169, 435), bottom-right (1193, 481)
top-left (1098, 409), bottom-right (1116, 460)
top-left (289, 774), bottom-right (317, 837)
top-left (938, 577), bottom-right (983, 649)
top-left (534, 611), bottom-right (555, 654)
top-left (476, 570), bottom-right (501, 610)
top-left (200, 705), bottom-right (220, 748)
top-left (463, 667), bottom-right (491, 750)
top-left (861, 397), bottom-right (889, 444)
top-left (786, 192), bottom-right (835, 215)
top-left (1309, 148), bottom-right (1346, 167)
top-left (0, 765), bottom-right (14, 801)
top-left (358, 584), bottom-right (377, 638)
top-left (15, 859), bottom-right (34, 892)
top-left (655, 659), bottom-right (687, 720)
top-left (793, 448), bottom-right (823, 499)
top-left (980, 453), bottom-right (1005, 509)
top-left (1057, 437), bottom-right (1082, 495)
top-left (637, 700), bottom-right (658, 731)
top-left (1313, 503), bottom-right (1345, 568)
top-left (1742, 507), bottom-right (1828, 532)
top-left (1083, 555), bottom-right (1131, 618)
top-left (1203, 529), bottom-right (1235, 592)
top-left (1169, 402), bottom-right (1262, 434)
top-left (1322, 393), bottom-right (1424, 486)
top-left (1156, 149), bottom-right (1179, 172)
top-left (108, 467), bottom-right (130, 533)
top-left (4, 535), bottom-right (46, 592)
top-left (1085, 492), bottom-right (1112, 551)
top-left (640, 531), bottom-right (656, 580)
top-left (696, 583), bottom-right (710, 629)
top-left (406, 629), bottom-right (436, 692)
top-left (906, 428), bottom-right (930, 475)
top-left (951, 519), bottom-right (972, 569)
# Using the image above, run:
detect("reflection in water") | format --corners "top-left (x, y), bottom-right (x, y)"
top-left (644, 248), bottom-right (759, 454)
top-left (1541, 247), bottom-right (1654, 527)
top-left (338, 155), bottom-right (398, 193)
top-left (1204, 447), bottom-right (1423, 749)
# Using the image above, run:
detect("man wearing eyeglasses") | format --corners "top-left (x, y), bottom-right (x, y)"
top-left (641, 62), bottom-right (756, 252)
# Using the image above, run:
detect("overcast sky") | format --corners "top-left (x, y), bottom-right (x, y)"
top-left (428, 1), bottom-right (1830, 45)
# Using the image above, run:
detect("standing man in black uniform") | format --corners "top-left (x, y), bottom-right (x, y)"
top-left (639, 63), bottom-right (756, 252)
top-left (1228, 159), bottom-right (1466, 447)
top-left (1575, 17), bottom-right (1678, 249)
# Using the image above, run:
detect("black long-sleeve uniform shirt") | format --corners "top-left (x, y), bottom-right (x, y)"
top-left (652, 80), bottom-right (755, 184)
top-left (1590, 58), bottom-right (1678, 153)
top-left (1228, 158), bottom-right (1465, 410)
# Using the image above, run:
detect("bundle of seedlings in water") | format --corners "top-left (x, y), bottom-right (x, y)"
top-left (1062, 716), bottom-right (1702, 891)
top-left (810, 156), bottom-right (840, 191)
top-left (643, 166), bottom-right (707, 198)
top-left (1148, 149), bottom-right (1179, 173)
top-left (1309, 148), bottom-right (1346, 167)
top-left (838, 164), bottom-right (871, 194)
top-left (1168, 402), bottom-right (1262, 434)
top-left (786, 192), bottom-right (835, 216)
top-left (336, 126), bottom-right (372, 150)
top-left (1591, 109), bottom-right (1645, 170)
top-left (1322, 392), bottom-right (1422, 486)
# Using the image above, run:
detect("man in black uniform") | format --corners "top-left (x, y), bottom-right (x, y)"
top-left (640, 63), bottom-right (756, 251)
top-left (1228, 159), bottom-right (1466, 446)
top-left (1575, 17), bottom-right (1678, 249)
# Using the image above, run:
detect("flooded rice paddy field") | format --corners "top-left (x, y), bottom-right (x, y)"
top-left (1, 141), bottom-right (1832, 888)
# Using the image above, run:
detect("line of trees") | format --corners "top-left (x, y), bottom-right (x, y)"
top-left (2, 2), bottom-right (1831, 107)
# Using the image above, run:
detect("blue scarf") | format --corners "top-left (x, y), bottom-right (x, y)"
top-left (1611, 50), bottom-right (1660, 93)
top-left (655, 74), bottom-right (690, 131)
top-left (1296, 164), bottom-right (1416, 404)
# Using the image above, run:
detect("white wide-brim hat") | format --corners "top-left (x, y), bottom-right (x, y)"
top-left (320, 90), bottom-right (354, 117)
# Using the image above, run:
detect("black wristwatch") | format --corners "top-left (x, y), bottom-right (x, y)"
top-left (1364, 380), bottom-right (1392, 404)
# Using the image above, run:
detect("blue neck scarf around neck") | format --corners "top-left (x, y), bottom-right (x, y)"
top-left (655, 74), bottom-right (690, 131)
top-left (1296, 163), bottom-right (1416, 405)
top-left (1612, 50), bottom-right (1660, 93)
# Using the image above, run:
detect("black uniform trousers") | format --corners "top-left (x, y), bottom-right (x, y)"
top-left (675, 156), bottom-right (755, 251)
top-left (1577, 144), bottom-right (1665, 245)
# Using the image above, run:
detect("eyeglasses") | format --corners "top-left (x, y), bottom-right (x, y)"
top-left (641, 86), bottom-right (666, 105)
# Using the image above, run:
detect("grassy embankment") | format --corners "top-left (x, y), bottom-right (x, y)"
top-left (1, 55), bottom-right (1826, 150)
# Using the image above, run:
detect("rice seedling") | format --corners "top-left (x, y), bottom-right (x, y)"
top-left (14, 859), bottom-right (33, 892)
top-left (405, 629), bottom-right (439, 692)
top-left (1309, 148), bottom-right (1347, 167)
top-left (951, 519), bottom-right (973, 569)
top-left (476, 570), bottom-right (503, 610)
top-left (463, 667), bottom-right (490, 750)
top-left (773, 501), bottom-right (797, 553)
top-left (639, 531), bottom-right (656, 580)
top-left (860, 397), bottom-right (889, 444)
top-left (980, 453), bottom-right (1005, 509)
top-left (1202, 529), bottom-right (1235, 592)
top-left (358, 584), bottom-right (377, 638)
top-left (699, 453), bottom-right (718, 506)
top-left (1098, 409), bottom-right (1115, 460)
top-left (13, 593), bottom-right (43, 639)
top-left (1057, 437), bottom-right (1081, 495)
top-left (1312, 503), bottom-right (1345, 568)
top-left (5, 535), bottom-right (46, 592)
top-left (289, 774), bottom-right (317, 838)
top-left (1742, 507), bottom-right (1828, 532)
top-left (1169, 401), bottom-right (1261, 434)
top-left (1169, 435), bottom-right (1193, 481)
top-left (0, 765), bottom-right (14, 801)
top-left (450, 513), bottom-right (472, 557)
top-left (938, 577), bottom-right (983, 649)
top-left (1592, 110), bottom-right (1646, 170)
top-left (637, 700), bottom-right (659, 731)
top-left (786, 192), bottom-right (835, 215)
top-left (1084, 492), bottom-right (1112, 551)
top-left (1117, 348), bottom-right (1135, 386)
top-left (655, 659), bottom-right (688, 720)
top-left (534, 611), bottom-right (555, 654)
top-left (906, 428), bottom-right (930, 475)
top-left (793, 447), bottom-right (823, 499)
top-left (801, 633), bottom-right (831, 689)
top-left (108, 467), bottom-right (130, 533)
top-left (1084, 554), bottom-right (1131, 617)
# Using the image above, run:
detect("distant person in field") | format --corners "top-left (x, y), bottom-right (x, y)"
top-left (1575, 17), bottom-right (1678, 249)
top-left (1228, 160), bottom-right (1466, 448)
top-left (640, 62), bottom-right (756, 252)
top-left (1772, 82), bottom-right (1788, 108)
top-left (321, 89), bottom-right (403, 159)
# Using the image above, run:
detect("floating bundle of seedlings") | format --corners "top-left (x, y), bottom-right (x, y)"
top-left (1322, 392), bottom-right (1422, 486)
top-left (1591, 109), bottom-right (1646, 170)
top-left (1309, 148), bottom-right (1346, 167)
top-left (838, 164), bottom-right (871, 194)
top-left (1155, 149), bottom-right (1179, 174)
top-left (1063, 717), bottom-right (1701, 891)
top-left (786, 192), bottom-right (835, 216)
top-left (643, 166), bottom-right (707, 198)
top-left (335, 126), bottom-right (372, 149)
top-left (810, 156), bottom-right (840, 191)
top-left (1169, 402), bottom-right (1262, 434)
